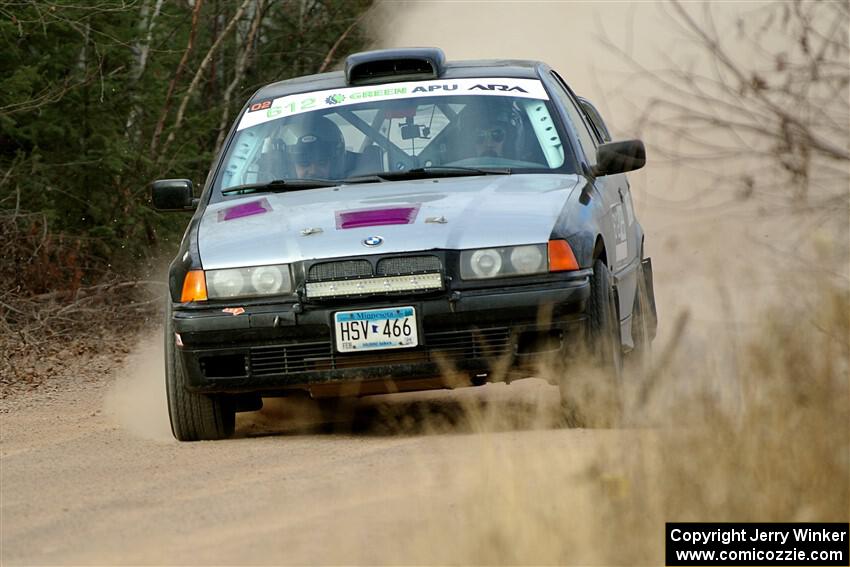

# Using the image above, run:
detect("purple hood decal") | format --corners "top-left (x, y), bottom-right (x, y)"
top-left (336, 205), bottom-right (420, 229)
top-left (218, 198), bottom-right (271, 221)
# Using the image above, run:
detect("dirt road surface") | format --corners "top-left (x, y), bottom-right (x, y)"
top-left (2, 333), bottom-right (651, 565)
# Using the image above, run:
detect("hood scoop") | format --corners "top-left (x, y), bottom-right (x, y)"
top-left (336, 205), bottom-right (420, 229)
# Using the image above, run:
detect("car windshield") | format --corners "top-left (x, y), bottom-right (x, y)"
top-left (214, 77), bottom-right (572, 194)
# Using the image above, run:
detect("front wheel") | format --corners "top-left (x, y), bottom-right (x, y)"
top-left (559, 259), bottom-right (623, 427)
top-left (165, 300), bottom-right (235, 441)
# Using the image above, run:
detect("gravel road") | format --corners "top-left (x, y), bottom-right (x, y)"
top-left (2, 331), bottom-right (656, 565)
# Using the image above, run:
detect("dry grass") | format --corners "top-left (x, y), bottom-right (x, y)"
top-left (0, 205), bottom-right (169, 396)
top-left (0, 282), bottom-right (163, 397)
top-left (381, 269), bottom-right (850, 565)
top-left (232, 233), bottom-right (848, 565)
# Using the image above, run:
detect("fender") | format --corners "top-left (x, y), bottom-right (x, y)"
top-left (168, 214), bottom-right (204, 303)
top-left (549, 177), bottom-right (609, 269)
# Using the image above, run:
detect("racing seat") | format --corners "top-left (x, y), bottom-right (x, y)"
top-left (347, 145), bottom-right (384, 176)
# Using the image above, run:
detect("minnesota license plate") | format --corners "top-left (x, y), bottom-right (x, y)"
top-left (334, 306), bottom-right (418, 353)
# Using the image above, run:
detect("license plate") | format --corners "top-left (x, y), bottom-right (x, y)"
top-left (334, 306), bottom-right (418, 353)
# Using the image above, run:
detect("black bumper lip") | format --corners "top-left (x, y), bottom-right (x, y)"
top-left (173, 278), bottom-right (590, 394)
top-left (188, 360), bottom-right (497, 395)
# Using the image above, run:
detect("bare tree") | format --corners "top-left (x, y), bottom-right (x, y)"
top-left (317, 9), bottom-right (369, 73)
top-left (124, 0), bottom-right (165, 138)
top-left (158, 0), bottom-right (254, 163)
top-left (149, 0), bottom-right (205, 156)
top-left (213, 0), bottom-right (268, 155)
top-left (606, 1), bottom-right (849, 208)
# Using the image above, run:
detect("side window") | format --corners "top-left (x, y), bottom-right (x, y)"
top-left (549, 72), bottom-right (598, 165)
top-left (578, 97), bottom-right (612, 143)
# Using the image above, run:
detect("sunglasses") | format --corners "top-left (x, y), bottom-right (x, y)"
top-left (293, 154), bottom-right (330, 167)
top-left (475, 128), bottom-right (506, 144)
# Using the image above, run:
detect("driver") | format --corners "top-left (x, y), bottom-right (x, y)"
top-left (475, 121), bottom-right (509, 158)
top-left (284, 116), bottom-right (346, 179)
top-left (460, 102), bottom-right (521, 159)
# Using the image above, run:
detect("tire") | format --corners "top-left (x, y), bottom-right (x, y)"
top-left (559, 259), bottom-right (623, 427)
top-left (165, 300), bottom-right (235, 441)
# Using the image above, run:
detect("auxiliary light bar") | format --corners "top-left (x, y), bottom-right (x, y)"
top-left (306, 273), bottom-right (443, 299)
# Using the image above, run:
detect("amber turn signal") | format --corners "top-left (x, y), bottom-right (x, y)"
top-left (548, 240), bottom-right (579, 272)
top-left (181, 270), bottom-right (208, 302)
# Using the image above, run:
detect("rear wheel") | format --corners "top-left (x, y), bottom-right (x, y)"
top-left (559, 259), bottom-right (623, 427)
top-left (165, 300), bottom-right (235, 441)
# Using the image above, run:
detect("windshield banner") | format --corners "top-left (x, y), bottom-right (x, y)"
top-left (237, 77), bottom-right (550, 131)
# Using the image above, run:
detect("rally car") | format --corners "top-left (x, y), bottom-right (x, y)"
top-left (152, 48), bottom-right (657, 441)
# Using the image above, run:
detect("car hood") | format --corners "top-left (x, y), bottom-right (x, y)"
top-left (197, 174), bottom-right (582, 269)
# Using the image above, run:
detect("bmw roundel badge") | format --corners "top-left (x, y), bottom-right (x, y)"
top-left (362, 236), bottom-right (383, 247)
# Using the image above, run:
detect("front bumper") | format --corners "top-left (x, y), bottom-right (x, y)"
top-left (173, 276), bottom-right (591, 395)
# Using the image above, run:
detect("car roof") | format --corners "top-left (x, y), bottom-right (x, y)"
top-left (251, 59), bottom-right (547, 102)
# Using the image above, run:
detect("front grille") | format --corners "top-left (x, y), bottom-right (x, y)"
top-left (248, 327), bottom-right (512, 376)
top-left (308, 260), bottom-right (372, 282)
top-left (250, 341), bottom-right (333, 375)
top-left (306, 255), bottom-right (443, 283)
top-left (377, 255), bottom-right (442, 275)
top-left (425, 327), bottom-right (512, 359)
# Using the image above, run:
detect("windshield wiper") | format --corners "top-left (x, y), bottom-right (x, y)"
top-left (345, 166), bottom-right (512, 183)
top-left (221, 178), bottom-right (338, 195)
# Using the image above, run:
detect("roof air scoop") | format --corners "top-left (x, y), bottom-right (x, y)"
top-left (345, 48), bottom-right (446, 86)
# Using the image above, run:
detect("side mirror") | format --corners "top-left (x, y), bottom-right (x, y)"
top-left (151, 179), bottom-right (196, 211)
top-left (592, 140), bottom-right (646, 176)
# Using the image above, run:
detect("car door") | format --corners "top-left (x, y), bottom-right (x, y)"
top-left (549, 73), bottom-right (638, 333)
top-left (576, 95), bottom-right (641, 278)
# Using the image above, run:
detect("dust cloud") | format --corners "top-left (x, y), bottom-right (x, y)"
top-left (103, 330), bottom-right (173, 442)
top-left (371, 2), bottom-right (801, 328)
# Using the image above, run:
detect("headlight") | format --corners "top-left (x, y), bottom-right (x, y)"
top-left (251, 265), bottom-right (286, 294)
top-left (469, 249), bottom-right (503, 278)
top-left (209, 269), bottom-right (245, 298)
top-left (460, 244), bottom-right (547, 279)
top-left (510, 245), bottom-right (544, 274)
top-left (206, 264), bottom-right (292, 298)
